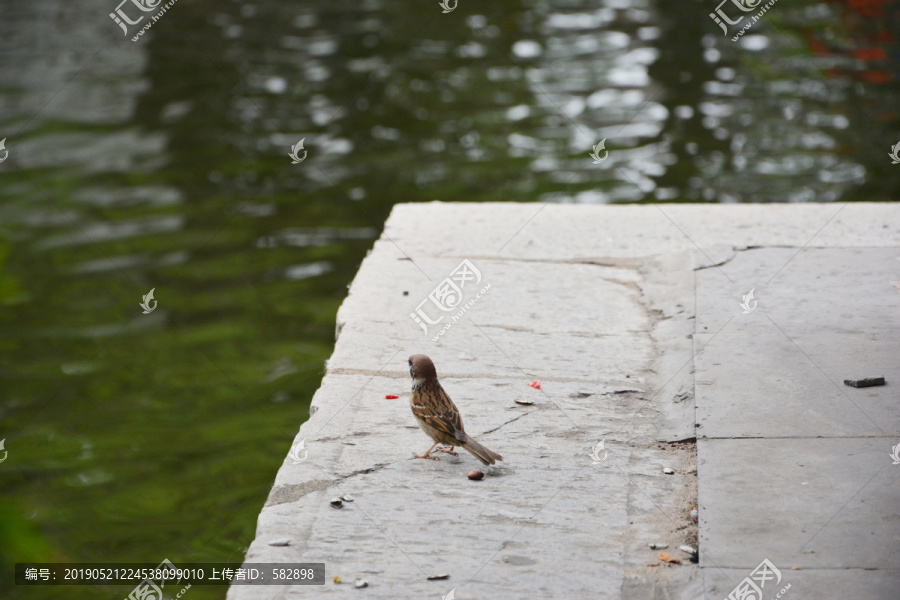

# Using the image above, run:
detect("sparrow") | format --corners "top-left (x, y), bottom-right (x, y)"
top-left (408, 354), bottom-right (503, 466)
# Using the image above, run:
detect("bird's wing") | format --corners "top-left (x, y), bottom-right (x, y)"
top-left (411, 384), bottom-right (467, 442)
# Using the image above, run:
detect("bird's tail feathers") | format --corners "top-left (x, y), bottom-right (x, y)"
top-left (462, 437), bottom-right (503, 465)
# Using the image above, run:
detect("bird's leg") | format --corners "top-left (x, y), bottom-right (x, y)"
top-left (413, 442), bottom-right (440, 460)
top-left (437, 445), bottom-right (458, 456)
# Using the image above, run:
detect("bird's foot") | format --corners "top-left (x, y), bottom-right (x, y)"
top-left (437, 446), bottom-right (458, 456)
top-left (413, 451), bottom-right (439, 461)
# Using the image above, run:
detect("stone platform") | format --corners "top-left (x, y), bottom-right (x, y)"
top-left (229, 203), bottom-right (900, 600)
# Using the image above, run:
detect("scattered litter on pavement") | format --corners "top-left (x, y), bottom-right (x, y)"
top-left (843, 377), bottom-right (885, 388)
top-left (658, 552), bottom-right (680, 564)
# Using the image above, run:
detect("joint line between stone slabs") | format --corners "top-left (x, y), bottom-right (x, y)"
top-left (796, 463), bottom-right (889, 554)
top-left (765, 315), bottom-right (886, 435)
top-left (764, 202), bottom-right (849, 286)
top-left (495, 169), bottom-right (584, 255)
top-left (608, 462), bottom-right (732, 581)
top-left (467, 317), bottom-right (582, 430)
top-left (462, 465), bottom-right (589, 588)
top-left (314, 165), bottom-right (431, 281)
top-left (310, 349), bottom-right (404, 438)
top-left (619, 167), bottom-right (738, 286)
top-left (649, 202), bottom-right (735, 284)
top-left (615, 315), bottom-right (735, 437)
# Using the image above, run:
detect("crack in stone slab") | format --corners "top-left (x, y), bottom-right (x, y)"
top-left (480, 409), bottom-right (538, 436)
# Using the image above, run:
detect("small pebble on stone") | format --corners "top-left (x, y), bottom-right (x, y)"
top-left (468, 469), bottom-right (484, 480)
top-left (680, 545), bottom-right (697, 555)
top-left (514, 399), bottom-right (533, 405)
top-left (330, 498), bottom-right (343, 508)
top-left (663, 467), bottom-right (675, 474)
top-left (268, 539), bottom-right (291, 547)
top-left (340, 495), bottom-right (354, 502)
top-left (354, 578), bottom-right (368, 588)
top-left (649, 543), bottom-right (668, 550)
top-left (427, 574), bottom-right (450, 580)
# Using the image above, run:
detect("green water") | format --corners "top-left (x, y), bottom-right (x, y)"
top-left (1, 0), bottom-right (897, 598)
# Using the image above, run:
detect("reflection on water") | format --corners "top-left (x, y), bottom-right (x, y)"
top-left (0, 0), bottom-right (897, 597)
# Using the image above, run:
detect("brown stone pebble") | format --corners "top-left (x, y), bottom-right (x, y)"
top-left (468, 469), bottom-right (484, 480)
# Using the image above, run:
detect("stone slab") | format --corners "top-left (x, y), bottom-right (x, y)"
top-left (697, 438), bottom-right (900, 570)
top-left (694, 245), bottom-right (900, 446)
top-left (232, 203), bottom-right (900, 600)
top-left (702, 568), bottom-right (900, 600)
top-left (233, 371), bottom-right (699, 599)
top-left (381, 202), bottom-right (900, 260)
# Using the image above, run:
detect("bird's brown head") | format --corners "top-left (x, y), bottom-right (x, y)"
top-left (408, 354), bottom-right (438, 382)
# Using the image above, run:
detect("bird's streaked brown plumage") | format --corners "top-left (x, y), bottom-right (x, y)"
top-left (408, 354), bottom-right (503, 466)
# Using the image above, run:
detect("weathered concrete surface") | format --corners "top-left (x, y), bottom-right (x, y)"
top-left (230, 203), bottom-right (900, 599)
top-left (694, 245), bottom-right (900, 598)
